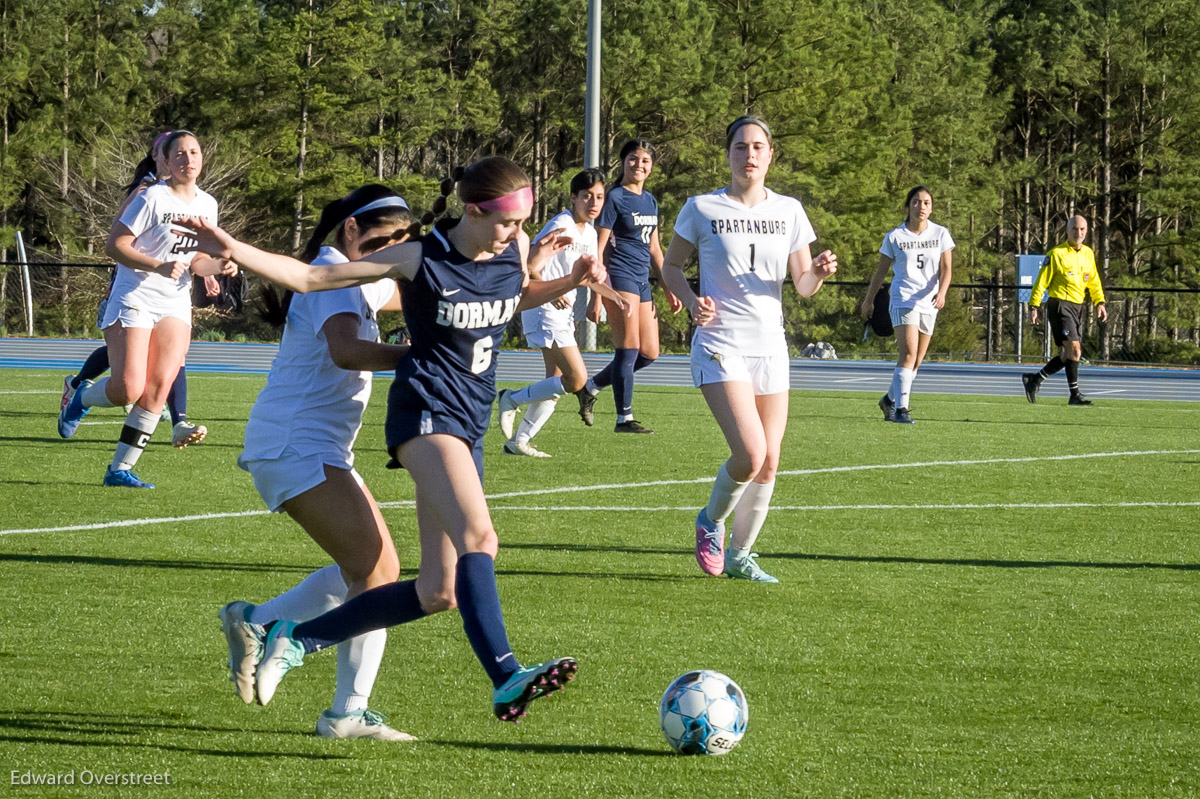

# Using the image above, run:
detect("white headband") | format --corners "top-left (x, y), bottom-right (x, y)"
top-left (348, 196), bottom-right (409, 219)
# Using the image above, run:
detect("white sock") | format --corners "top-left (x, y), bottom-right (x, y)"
top-left (584, 378), bottom-right (600, 397)
top-left (81, 377), bottom-right (115, 408)
top-left (332, 629), bottom-right (386, 715)
top-left (617, 412), bottom-right (633, 423)
top-left (897, 367), bottom-right (915, 409)
top-left (515, 398), bottom-right (558, 443)
top-left (512, 376), bottom-right (563, 406)
top-left (249, 564), bottom-right (348, 624)
top-left (730, 479), bottom-right (776, 554)
top-left (111, 406), bottom-right (160, 471)
top-left (705, 461), bottom-right (751, 524)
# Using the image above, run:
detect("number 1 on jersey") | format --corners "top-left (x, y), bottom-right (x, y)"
top-left (749, 243), bottom-right (756, 273)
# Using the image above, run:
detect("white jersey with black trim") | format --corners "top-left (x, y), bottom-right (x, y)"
top-left (880, 220), bottom-right (955, 313)
top-left (673, 187), bottom-right (816, 356)
top-left (109, 182), bottom-right (219, 314)
top-left (241, 246), bottom-right (397, 465)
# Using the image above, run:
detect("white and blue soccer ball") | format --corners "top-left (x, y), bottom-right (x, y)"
top-left (659, 670), bottom-right (748, 755)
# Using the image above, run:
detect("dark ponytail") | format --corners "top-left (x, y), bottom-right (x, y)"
top-left (122, 155), bottom-right (157, 197)
top-left (261, 184), bottom-right (414, 327)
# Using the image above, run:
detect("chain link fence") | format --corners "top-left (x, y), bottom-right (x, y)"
top-left (4, 248), bottom-right (1200, 367)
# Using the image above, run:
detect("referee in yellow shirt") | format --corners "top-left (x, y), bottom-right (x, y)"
top-left (1022, 215), bottom-right (1108, 405)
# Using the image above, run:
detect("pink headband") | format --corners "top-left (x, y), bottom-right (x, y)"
top-left (471, 186), bottom-right (533, 213)
top-left (151, 131), bottom-right (173, 156)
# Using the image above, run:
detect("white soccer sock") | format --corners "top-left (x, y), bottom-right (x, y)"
top-left (705, 461), bottom-right (752, 524)
top-left (584, 377), bottom-right (600, 397)
top-left (730, 479), bottom-right (776, 555)
top-left (515, 398), bottom-right (558, 443)
top-left (897, 367), bottom-right (916, 409)
top-left (111, 406), bottom-right (160, 472)
top-left (81, 377), bottom-right (115, 408)
top-left (332, 628), bottom-right (386, 716)
top-left (249, 564), bottom-right (348, 624)
top-left (512, 376), bottom-right (563, 406)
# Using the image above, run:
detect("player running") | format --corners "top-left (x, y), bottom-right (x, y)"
top-left (219, 185), bottom-right (414, 740)
top-left (661, 116), bottom-right (837, 583)
top-left (860, 185), bottom-right (954, 424)
top-left (59, 130), bottom-right (209, 449)
top-left (577, 139), bottom-right (682, 434)
top-left (58, 131), bottom-right (228, 487)
top-left (496, 167), bottom-right (628, 456)
top-left (1022, 215), bottom-right (1107, 405)
top-left (184, 156), bottom-right (595, 723)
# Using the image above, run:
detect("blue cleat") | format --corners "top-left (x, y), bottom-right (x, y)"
top-left (103, 467), bottom-right (155, 489)
top-left (255, 620), bottom-right (305, 706)
top-left (492, 657), bottom-right (577, 722)
top-left (57, 380), bottom-right (93, 438)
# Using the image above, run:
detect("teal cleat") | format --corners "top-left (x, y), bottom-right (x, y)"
top-left (255, 621), bottom-right (305, 706)
top-left (57, 380), bottom-right (93, 438)
top-left (492, 657), bottom-right (577, 722)
top-left (724, 551), bottom-right (779, 583)
top-left (103, 467), bottom-right (154, 489)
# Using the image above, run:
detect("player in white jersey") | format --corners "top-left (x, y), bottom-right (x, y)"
top-left (219, 185), bottom-right (415, 740)
top-left (58, 131), bottom-right (230, 488)
top-left (662, 116), bottom-right (837, 583)
top-left (496, 168), bottom-right (628, 456)
top-left (860, 186), bottom-right (954, 424)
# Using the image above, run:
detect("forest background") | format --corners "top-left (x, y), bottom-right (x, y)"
top-left (2, 0), bottom-right (1199, 363)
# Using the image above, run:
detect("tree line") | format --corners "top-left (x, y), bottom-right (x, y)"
top-left (3, 0), bottom-right (1199, 362)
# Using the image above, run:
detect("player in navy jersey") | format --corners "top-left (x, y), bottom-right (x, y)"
top-left (662, 116), bottom-right (837, 583)
top-left (860, 186), bottom-right (954, 424)
top-left (497, 167), bottom-right (629, 455)
top-left (184, 156), bottom-right (599, 724)
top-left (579, 139), bottom-right (682, 434)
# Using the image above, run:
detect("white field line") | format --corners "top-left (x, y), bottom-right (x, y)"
top-left (0, 390), bottom-right (59, 395)
top-left (2, 448), bottom-right (1198, 537)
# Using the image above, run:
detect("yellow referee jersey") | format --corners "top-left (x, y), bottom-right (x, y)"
top-left (1029, 242), bottom-right (1105, 307)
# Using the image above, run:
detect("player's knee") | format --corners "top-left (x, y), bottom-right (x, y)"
top-left (561, 373), bottom-right (586, 393)
top-left (756, 454), bottom-right (780, 482)
top-left (109, 379), bottom-right (143, 406)
top-left (729, 450), bottom-right (766, 482)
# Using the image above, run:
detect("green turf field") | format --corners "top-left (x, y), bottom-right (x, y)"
top-left (2, 368), bottom-right (1198, 797)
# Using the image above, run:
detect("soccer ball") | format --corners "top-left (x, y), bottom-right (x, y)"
top-left (659, 670), bottom-right (748, 755)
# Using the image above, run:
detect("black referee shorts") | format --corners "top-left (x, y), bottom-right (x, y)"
top-left (1046, 298), bottom-right (1084, 345)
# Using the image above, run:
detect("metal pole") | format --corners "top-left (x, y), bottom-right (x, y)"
top-left (985, 285), bottom-right (994, 361)
top-left (16, 230), bottom-right (33, 337)
top-left (578, 0), bottom-right (601, 352)
top-left (1016, 301), bottom-right (1024, 363)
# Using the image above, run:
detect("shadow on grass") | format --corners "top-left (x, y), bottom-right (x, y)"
top-left (774, 551), bottom-right (1200, 571)
top-left (502, 542), bottom-right (1200, 572)
top-left (0, 710), bottom-right (347, 760)
top-left (425, 738), bottom-right (673, 757)
top-left (0, 552), bottom-right (316, 574)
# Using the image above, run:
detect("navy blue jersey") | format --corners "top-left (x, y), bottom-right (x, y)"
top-left (386, 219), bottom-right (525, 457)
top-left (597, 185), bottom-right (658, 281)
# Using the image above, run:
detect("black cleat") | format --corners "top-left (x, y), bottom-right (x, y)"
top-left (1068, 393), bottom-right (1093, 406)
top-left (576, 389), bottom-right (596, 426)
top-left (894, 407), bottom-right (915, 424)
top-left (614, 419), bottom-right (653, 434)
top-left (1021, 372), bottom-right (1041, 404)
top-left (878, 394), bottom-right (896, 422)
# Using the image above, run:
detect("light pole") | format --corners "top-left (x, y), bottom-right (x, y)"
top-left (579, 0), bottom-right (601, 350)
